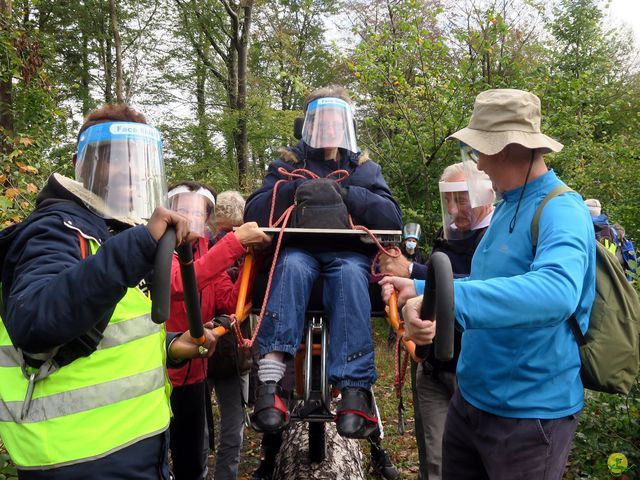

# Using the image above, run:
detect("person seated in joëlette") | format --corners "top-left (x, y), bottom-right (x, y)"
top-left (244, 85), bottom-right (402, 439)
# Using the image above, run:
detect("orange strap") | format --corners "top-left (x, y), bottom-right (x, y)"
top-left (76, 232), bottom-right (88, 259)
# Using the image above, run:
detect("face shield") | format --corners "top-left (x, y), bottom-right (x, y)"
top-left (403, 223), bottom-right (422, 241)
top-left (75, 122), bottom-right (166, 220)
top-left (167, 187), bottom-right (215, 237)
top-left (458, 142), bottom-right (495, 208)
top-left (301, 97), bottom-right (358, 153)
top-left (439, 180), bottom-right (493, 240)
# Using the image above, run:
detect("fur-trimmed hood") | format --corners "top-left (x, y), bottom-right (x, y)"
top-left (278, 141), bottom-right (369, 166)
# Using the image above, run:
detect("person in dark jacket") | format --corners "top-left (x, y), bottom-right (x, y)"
top-left (380, 162), bottom-right (494, 480)
top-left (0, 104), bottom-right (218, 480)
top-left (244, 85), bottom-right (402, 440)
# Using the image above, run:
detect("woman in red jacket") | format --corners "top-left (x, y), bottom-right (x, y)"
top-left (166, 181), bottom-right (270, 480)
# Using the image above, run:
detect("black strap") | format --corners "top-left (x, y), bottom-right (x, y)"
top-left (568, 315), bottom-right (586, 347)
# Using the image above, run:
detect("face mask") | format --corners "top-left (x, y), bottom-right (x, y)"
top-left (405, 241), bottom-right (417, 251)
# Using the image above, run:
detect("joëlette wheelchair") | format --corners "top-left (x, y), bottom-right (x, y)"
top-left (152, 227), bottom-right (455, 464)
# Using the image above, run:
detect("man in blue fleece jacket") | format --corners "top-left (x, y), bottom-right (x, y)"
top-left (382, 89), bottom-right (596, 480)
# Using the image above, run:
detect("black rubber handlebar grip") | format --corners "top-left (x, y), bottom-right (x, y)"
top-left (176, 243), bottom-right (204, 341)
top-left (151, 228), bottom-right (177, 324)
top-left (416, 252), bottom-right (455, 361)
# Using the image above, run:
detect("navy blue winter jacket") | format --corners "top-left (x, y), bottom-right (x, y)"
top-left (0, 175), bottom-right (157, 354)
top-left (244, 141), bottom-right (402, 230)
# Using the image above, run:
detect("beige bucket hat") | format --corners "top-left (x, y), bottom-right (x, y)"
top-left (448, 89), bottom-right (563, 155)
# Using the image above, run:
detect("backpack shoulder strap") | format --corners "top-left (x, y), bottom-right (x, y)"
top-left (530, 185), bottom-right (587, 348)
top-left (531, 184), bottom-right (574, 253)
top-left (568, 314), bottom-right (586, 346)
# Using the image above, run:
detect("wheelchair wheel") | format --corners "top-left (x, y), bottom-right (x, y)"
top-left (308, 422), bottom-right (326, 463)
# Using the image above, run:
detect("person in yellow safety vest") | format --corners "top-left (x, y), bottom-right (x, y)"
top-left (0, 104), bottom-right (218, 480)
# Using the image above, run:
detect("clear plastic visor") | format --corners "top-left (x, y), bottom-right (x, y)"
top-left (403, 223), bottom-right (422, 240)
top-left (167, 190), bottom-right (214, 237)
top-left (301, 97), bottom-right (358, 153)
top-left (439, 181), bottom-right (492, 240)
top-left (75, 122), bottom-right (166, 220)
top-left (458, 142), bottom-right (495, 208)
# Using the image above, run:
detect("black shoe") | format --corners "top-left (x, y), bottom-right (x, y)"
top-left (251, 459), bottom-right (274, 480)
top-left (250, 381), bottom-right (289, 434)
top-left (335, 387), bottom-right (378, 439)
top-left (370, 446), bottom-right (400, 480)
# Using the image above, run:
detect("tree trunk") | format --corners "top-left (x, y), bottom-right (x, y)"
top-left (235, 1), bottom-right (252, 183)
top-left (225, 48), bottom-right (239, 181)
top-left (273, 421), bottom-right (366, 480)
top-left (0, 0), bottom-right (12, 154)
top-left (109, 0), bottom-right (124, 103)
top-left (80, 31), bottom-right (91, 115)
top-left (195, 36), bottom-right (209, 164)
top-left (104, 35), bottom-right (113, 103)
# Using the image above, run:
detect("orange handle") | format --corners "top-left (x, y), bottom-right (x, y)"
top-left (212, 326), bottom-right (227, 337)
top-left (213, 254), bottom-right (255, 339)
top-left (235, 254), bottom-right (253, 320)
top-left (387, 291), bottom-right (401, 333)
top-left (386, 290), bottom-right (428, 363)
top-left (403, 336), bottom-right (428, 363)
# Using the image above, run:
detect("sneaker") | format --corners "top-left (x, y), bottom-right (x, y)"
top-left (250, 381), bottom-right (289, 434)
top-left (370, 446), bottom-right (400, 480)
top-left (335, 387), bottom-right (378, 439)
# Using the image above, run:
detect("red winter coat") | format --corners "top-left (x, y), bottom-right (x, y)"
top-left (167, 234), bottom-right (246, 387)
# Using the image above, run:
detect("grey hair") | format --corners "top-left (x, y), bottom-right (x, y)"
top-left (215, 191), bottom-right (246, 226)
top-left (440, 162), bottom-right (466, 182)
top-left (440, 161), bottom-right (491, 183)
top-left (440, 162), bottom-right (495, 203)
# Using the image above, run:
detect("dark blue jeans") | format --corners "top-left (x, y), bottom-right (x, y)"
top-left (258, 248), bottom-right (377, 389)
top-left (442, 390), bottom-right (580, 480)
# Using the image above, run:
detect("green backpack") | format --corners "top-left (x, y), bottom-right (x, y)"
top-left (532, 185), bottom-right (640, 395)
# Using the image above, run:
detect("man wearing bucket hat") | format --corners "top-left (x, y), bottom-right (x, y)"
top-left (391, 89), bottom-right (596, 479)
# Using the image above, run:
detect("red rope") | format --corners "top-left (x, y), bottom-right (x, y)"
top-left (393, 332), bottom-right (410, 399)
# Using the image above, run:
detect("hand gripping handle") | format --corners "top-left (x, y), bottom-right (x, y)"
top-left (415, 252), bottom-right (455, 361)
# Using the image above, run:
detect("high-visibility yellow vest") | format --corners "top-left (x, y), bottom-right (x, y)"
top-left (0, 238), bottom-right (171, 469)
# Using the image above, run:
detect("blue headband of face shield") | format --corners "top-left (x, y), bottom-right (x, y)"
top-left (306, 97), bottom-right (350, 112)
top-left (77, 122), bottom-right (163, 159)
top-left (75, 121), bottom-right (166, 220)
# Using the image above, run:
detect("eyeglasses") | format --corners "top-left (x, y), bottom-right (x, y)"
top-left (460, 142), bottom-right (480, 164)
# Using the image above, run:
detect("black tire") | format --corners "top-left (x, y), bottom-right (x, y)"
top-left (308, 421), bottom-right (326, 463)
